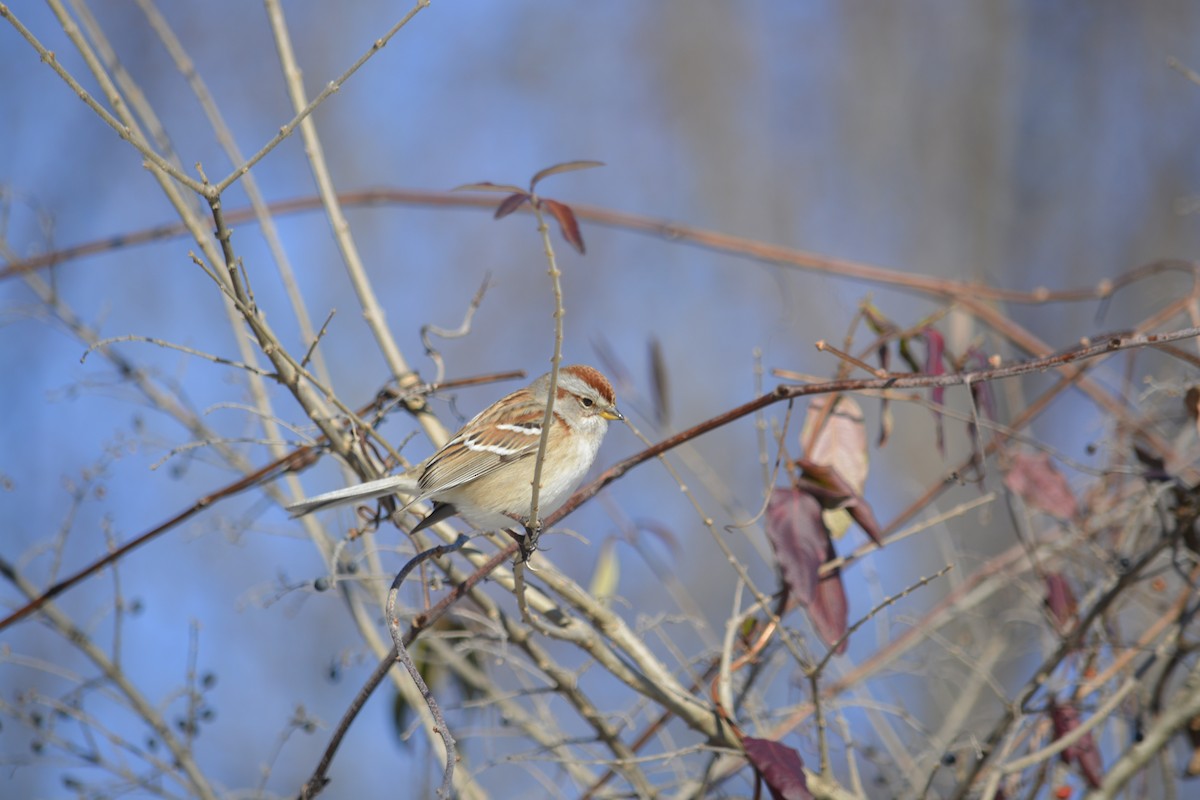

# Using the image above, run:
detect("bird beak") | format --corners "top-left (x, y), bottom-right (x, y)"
top-left (601, 407), bottom-right (625, 422)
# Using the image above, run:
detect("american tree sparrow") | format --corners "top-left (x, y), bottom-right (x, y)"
top-left (287, 365), bottom-right (623, 534)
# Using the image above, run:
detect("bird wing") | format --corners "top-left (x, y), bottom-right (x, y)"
top-left (418, 402), bottom-right (550, 495)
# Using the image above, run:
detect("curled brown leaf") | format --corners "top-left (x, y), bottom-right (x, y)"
top-left (541, 198), bottom-right (586, 254)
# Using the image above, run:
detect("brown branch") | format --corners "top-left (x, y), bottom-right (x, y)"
top-left (0, 447), bottom-right (317, 632)
top-left (552, 326), bottom-right (1200, 523)
top-left (300, 541), bottom-right (512, 800)
top-left (4, 189), bottom-right (1194, 309)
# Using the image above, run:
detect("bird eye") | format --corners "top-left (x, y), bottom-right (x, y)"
top-left (581, 397), bottom-right (595, 408)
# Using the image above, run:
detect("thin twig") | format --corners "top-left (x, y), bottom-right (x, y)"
top-left (524, 196), bottom-right (568, 558)
top-left (0, 4), bottom-right (204, 193)
top-left (301, 539), bottom-right (508, 800)
top-left (81, 334), bottom-right (276, 376)
top-left (384, 535), bottom-right (468, 799)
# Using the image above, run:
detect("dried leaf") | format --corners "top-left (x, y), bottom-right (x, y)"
top-left (964, 347), bottom-right (997, 423)
top-left (494, 191), bottom-right (530, 219)
top-left (588, 539), bottom-right (620, 603)
top-left (844, 494), bottom-right (884, 546)
top-left (1004, 452), bottom-right (1079, 520)
top-left (810, 559), bottom-right (849, 654)
top-left (765, 488), bottom-right (849, 652)
top-left (898, 334), bottom-right (922, 374)
top-left (541, 198), bottom-right (586, 254)
top-left (921, 328), bottom-right (947, 455)
top-left (743, 737), bottom-right (814, 800)
top-left (802, 396), bottom-right (868, 494)
top-left (877, 344), bottom-right (893, 447)
top-left (861, 301), bottom-right (899, 336)
top-left (1043, 572), bottom-right (1078, 630)
top-left (451, 181), bottom-right (527, 194)
top-left (766, 488), bottom-right (826, 608)
top-left (1050, 699), bottom-right (1104, 788)
top-left (797, 459), bottom-right (883, 545)
top-left (530, 159), bottom-right (605, 189)
top-left (648, 337), bottom-right (670, 425)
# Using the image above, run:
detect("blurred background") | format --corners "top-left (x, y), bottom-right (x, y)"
top-left (3, 2), bottom-right (1200, 797)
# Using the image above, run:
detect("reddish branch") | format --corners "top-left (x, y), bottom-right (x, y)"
top-left (5, 189), bottom-right (1195, 309)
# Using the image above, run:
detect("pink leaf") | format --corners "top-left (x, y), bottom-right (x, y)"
top-left (802, 396), bottom-right (868, 494)
top-left (743, 737), bottom-right (814, 800)
top-left (1050, 699), bottom-right (1104, 788)
top-left (1043, 572), bottom-right (1078, 630)
top-left (1003, 452), bottom-right (1079, 520)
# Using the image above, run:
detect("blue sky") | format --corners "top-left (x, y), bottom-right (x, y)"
top-left (3, 2), bottom-right (1200, 797)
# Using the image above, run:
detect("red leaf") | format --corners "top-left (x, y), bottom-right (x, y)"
top-left (1043, 572), bottom-right (1078, 630)
top-left (766, 488), bottom-right (826, 607)
top-left (921, 328), bottom-right (947, 455)
top-left (845, 496), bottom-right (884, 546)
top-left (1050, 699), bottom-right (1104, 788)
top-left (1003, 452), bottom-right (1079, 520)
top-left (964, 347), bottom-right (997, 423)
top-left (810, 561), bottom-right (849, 654)
top-left (541, 198), bottom-right (586, 254)
top-left (494, 191), bottom-right (530, 219)
top-left (765, 489), bottom-right (849, 652)
top-left (922, 328), bottom-right (946, 396)
top-left (743, 737), bottom-right (814, 800)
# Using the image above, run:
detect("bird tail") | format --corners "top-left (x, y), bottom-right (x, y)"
top-left (287, 474), bottom-right (420, 517)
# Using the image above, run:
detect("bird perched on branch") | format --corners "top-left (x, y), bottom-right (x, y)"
top-left (287, 365), bottom-right (623, 536)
